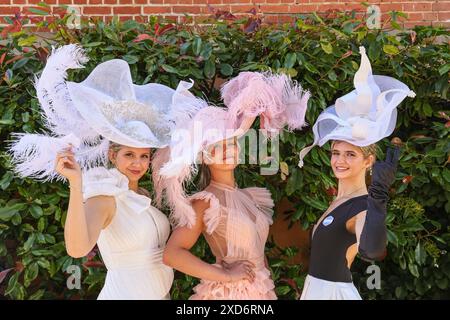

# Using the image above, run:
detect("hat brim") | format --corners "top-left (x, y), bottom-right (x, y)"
top-left (67, 81), bottom-right (170, 148)
top-left (65, 59), bottom-right (188, 148)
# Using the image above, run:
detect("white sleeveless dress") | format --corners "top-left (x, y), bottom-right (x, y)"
top-left (82, 167), bottom-right (174, 300)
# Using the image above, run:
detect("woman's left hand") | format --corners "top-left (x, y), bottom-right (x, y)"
top-left (369, 146), bottom-right (400, 199)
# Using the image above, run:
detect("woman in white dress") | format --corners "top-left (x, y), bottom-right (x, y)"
top-left (8, 44), bottom-right (206, 299)
top-left (57, 144), bottom-right (173, 299)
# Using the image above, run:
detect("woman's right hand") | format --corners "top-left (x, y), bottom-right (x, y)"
top-left (223, 260), bottom-right (256, 283)
top-left (55, 147), bottom-right (82, 184)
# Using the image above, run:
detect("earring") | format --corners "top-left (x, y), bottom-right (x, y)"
top-left (369, 166), bottom-right (373, 176)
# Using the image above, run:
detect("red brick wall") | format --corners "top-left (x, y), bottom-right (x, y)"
top-left (0, 0), bottom-right (449, 28)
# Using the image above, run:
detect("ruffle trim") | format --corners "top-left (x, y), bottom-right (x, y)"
top-left (190, 265), bottom-right (277, 300)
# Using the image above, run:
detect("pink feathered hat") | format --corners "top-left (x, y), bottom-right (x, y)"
top-left (152, 71), bottom-right (310, 228)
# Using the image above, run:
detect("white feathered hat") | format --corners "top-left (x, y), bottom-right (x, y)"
top-left (298, 46), bottom-right (415, 167)
top-left (8, 44), bottom-right (206, 181)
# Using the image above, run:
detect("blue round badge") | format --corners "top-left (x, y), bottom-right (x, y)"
top-left (322, 216), bottom-right (334, 226)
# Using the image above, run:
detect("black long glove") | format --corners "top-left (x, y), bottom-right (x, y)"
top-left (359, 147), bottom-right (400, 261)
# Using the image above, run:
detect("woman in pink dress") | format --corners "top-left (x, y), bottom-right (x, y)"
top-left (152, 72), bottom-right (310, 299)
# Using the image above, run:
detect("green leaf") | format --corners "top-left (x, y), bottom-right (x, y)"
top-left (44, 234), bottom-right (56, 244)
top-left (342, 21), bottom-right (355, 34)
top-left (312, 12), bottom-right (325, 24)
top-left (399, 256), bottom-right (406, 270)
top-left (103, 27), bottom-right (120, 42)
top-left (286, 170), bottom-right (300, 196)
top-left (304, 62), bottom-right (319, 74)
top-left (301, 195), bottom-right (328, 211)
top-left (327, 70), bottom-right (337, 81)
top-left (203, 59), bottom-right (216, 79)
top-left (192, 37), bottom-right (202, 56)
top-left (27, 8), bottom-right (49, 15)
top-left (0, 242), bottom-right (7, 256)
top-left (62, 257), bottom-right (74, 272)
top-left (438, 64), bottom-right (450, 76)
top-left (30, 205), bottom-right (43, 219)
top-left (24, 263), bottom-right (39, 287)
top-left (386, 229), bottom-right (399, 247)
top-left (220, 63), bottom-right (233, 76)
top-left (18, 35), bottom-right (37, 47)
top-left (44, 194), bottom-right (61, 206)
top-left (82, 41), bottom-right (105, 47)
top-left (436, 277), bottom-right (448, 290)
top-left (422, 102), bottom-right (433, 117)
top-left (320, 42), bottom-right (333, 54)
top-left (395, 286), bottom-right (406, 299)
top-left (391, 21), bottom-right (401, 30)
top-left (431, 235), bottom-right (446, 245)
top-left (275, 285), bottom-right (291, 296)
top-left (37, 217), bottom-right (46, 233)
top-left (180, 42), bottom-right (191, 55)
top-left (408, 263), bottom-right (420, 278)
top-left (23, 233), bottom-right (36, 251)
top-left (399, 222), bottom-right (424, 232)
top-left (286, 68), bottom-right (298, 77)
top-left (32, 249), bottom-right (54, 257)
top-left (414, 241), bottom-right (426, 265)
top-left (442, 169), bottom-right (450, 183)
top-left (12, 58), bottom-right (29, 70)
top-left (28, 289), bottom-right (45, 300)
top-left (383, 45), bottom-right (399, 55)
top-left (21, 112), bottom-right (30, 123)
top-left (11, 213), bottom-right (22, 226)
top-left (21, 224), bottom-right (34, 233)
top-left (0, 224), bottom-right (9, 234)
top-left (0, 119), bottom-right (15, 125)
top-left (310, 148), bottom-right (321, 166)
top-left (36, 232), bottom-right (45, 244)
top-left (5, 272), bottom-right (19, 296)
top-left (161, 64), bottom-right (179, 74)
top-left (37, 258), bottom-right (51, 270)
top-left (200, 43), bottom-right (213, 60)
top-left (291, 207), bottom-right (303, 221)
top-left (0, 206), bottom-right (18, 221)
top-left (284, 52), bottom-right (297, 69)
top-left (122, 55), bottom-right (139, 64)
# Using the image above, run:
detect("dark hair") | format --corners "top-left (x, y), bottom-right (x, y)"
top-left (198, 163), bottom-right (211, 190)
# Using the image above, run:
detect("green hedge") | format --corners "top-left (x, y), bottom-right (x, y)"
top-left (0, 9), bottom-right (449, 299)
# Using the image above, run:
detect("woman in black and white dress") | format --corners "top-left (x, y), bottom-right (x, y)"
top-left (298, 46), bottom-right (415, 299)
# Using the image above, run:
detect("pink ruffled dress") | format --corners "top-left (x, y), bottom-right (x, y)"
top-left (187, 180), bottom-right (277, 300)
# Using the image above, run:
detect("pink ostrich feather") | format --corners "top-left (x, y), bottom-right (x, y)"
top-left (151, 147), bottom-right (197, 229)
top-left (221, 72), bottom-right (284, 126)
top-left (221, 71), bottom-right (309, 134)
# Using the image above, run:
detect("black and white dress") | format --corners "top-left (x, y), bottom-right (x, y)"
top-left (301, 195), bottom-right (368, 300)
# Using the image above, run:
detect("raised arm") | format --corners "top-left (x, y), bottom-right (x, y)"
top-left (56, 149), bottom-right (114, 258)
top-left (358, 147), bottom-right (400, 261)
top-left (163, 199), bottom-right (255, 282)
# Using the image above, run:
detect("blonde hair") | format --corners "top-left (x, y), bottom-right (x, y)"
top-left (359, 144), bottom-right (378, 161)
top-left (331, 140), bottom-right (378, 161)
top-left (331, 140), bottom-right (378, 185)
top-left (109, 142), bottom-right (123, 153)
top-left (108, 142), bottom-right (123, 168)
